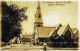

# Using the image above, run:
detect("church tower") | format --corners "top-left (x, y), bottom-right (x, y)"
top-left (35, 2), bottom-right (43, 27)
top-left (34, 2), bottom-right (43, 43)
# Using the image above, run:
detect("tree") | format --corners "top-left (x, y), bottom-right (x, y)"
top-left (1, 1), bottom-right (28, 42)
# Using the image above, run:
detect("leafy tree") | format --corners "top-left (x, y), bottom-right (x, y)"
top-left (1, 1), bottom-right (27, 42)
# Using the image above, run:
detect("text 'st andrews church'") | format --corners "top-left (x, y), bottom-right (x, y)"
top-left (34, 2), bottom-right (79, 47)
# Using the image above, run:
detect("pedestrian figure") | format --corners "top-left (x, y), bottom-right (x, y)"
top-left (43, 42), bottom-right (47, 51)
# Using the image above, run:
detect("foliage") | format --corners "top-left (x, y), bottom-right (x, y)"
top-left (1, 1), bottom-right (27, 42)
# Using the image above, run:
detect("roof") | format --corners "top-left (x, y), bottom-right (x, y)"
top-left (57, 25), bottom-right (68, 36)
top-left (72, 28), bottom-right (78, 39)
top-left (54, 23), bottom-right (62, 29)
top-left (37, 27), bottom-right (55, 37)
top-left (37, 24), bottom-right (67, 37)
top-left (36, 24), bottom-right (78, 38)
top-left (48, 28), bottom-right (56, 37)
top-left (72, 28), bottom-right (78, 34)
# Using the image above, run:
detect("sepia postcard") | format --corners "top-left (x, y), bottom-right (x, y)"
top-left (0, 0), bottom-right (80, 51)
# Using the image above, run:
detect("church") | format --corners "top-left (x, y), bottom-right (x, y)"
top-left (34, 2), bottom-right (79, 47)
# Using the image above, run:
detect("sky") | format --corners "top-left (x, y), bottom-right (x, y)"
top-left (2, 1), bottom-right (78, 35)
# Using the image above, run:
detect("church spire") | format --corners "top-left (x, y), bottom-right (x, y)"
top-left (34, 2), bottom-right (43, 43)
top-left (37, 1), bottom-right (40, 10)
top-left (35, 2), bottom-right (43, 27)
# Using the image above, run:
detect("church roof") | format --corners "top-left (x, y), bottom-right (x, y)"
top-left (37, 23), bottom-right (78, 39)
top-left (37, 24), bottom-right (67, 38)
top-left (48, 29), bottom-right (55, 37)
top-left (72, 28), bottom-right (78, 34)
top-left (57, 25), bottom-right (67, 36)
top-left (48, 24), bottom-right (62, 37)
top-left (54, 23), bottom-right (62, 29)
top-left (72, 28), bottom-right (78, 39)
top-left (37, 27), bottom-right (56, 37)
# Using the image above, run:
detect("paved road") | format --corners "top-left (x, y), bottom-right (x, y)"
top-left (0, 44), bottom-right (79, 51)
top-left (1, 48), bottom-right (79, 51)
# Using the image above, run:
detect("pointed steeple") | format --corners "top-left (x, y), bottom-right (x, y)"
top-left (37, 1), bottom-right (40, 10)
top-left (35, 2), bottom-right (43, 27)
top-left (34, 2), bottom-right (43, 43)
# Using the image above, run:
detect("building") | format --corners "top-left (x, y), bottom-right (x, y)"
top-left (34, 2), bottom-right (78, 47)
top-left (34, 2), bottom-right (55, 43)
